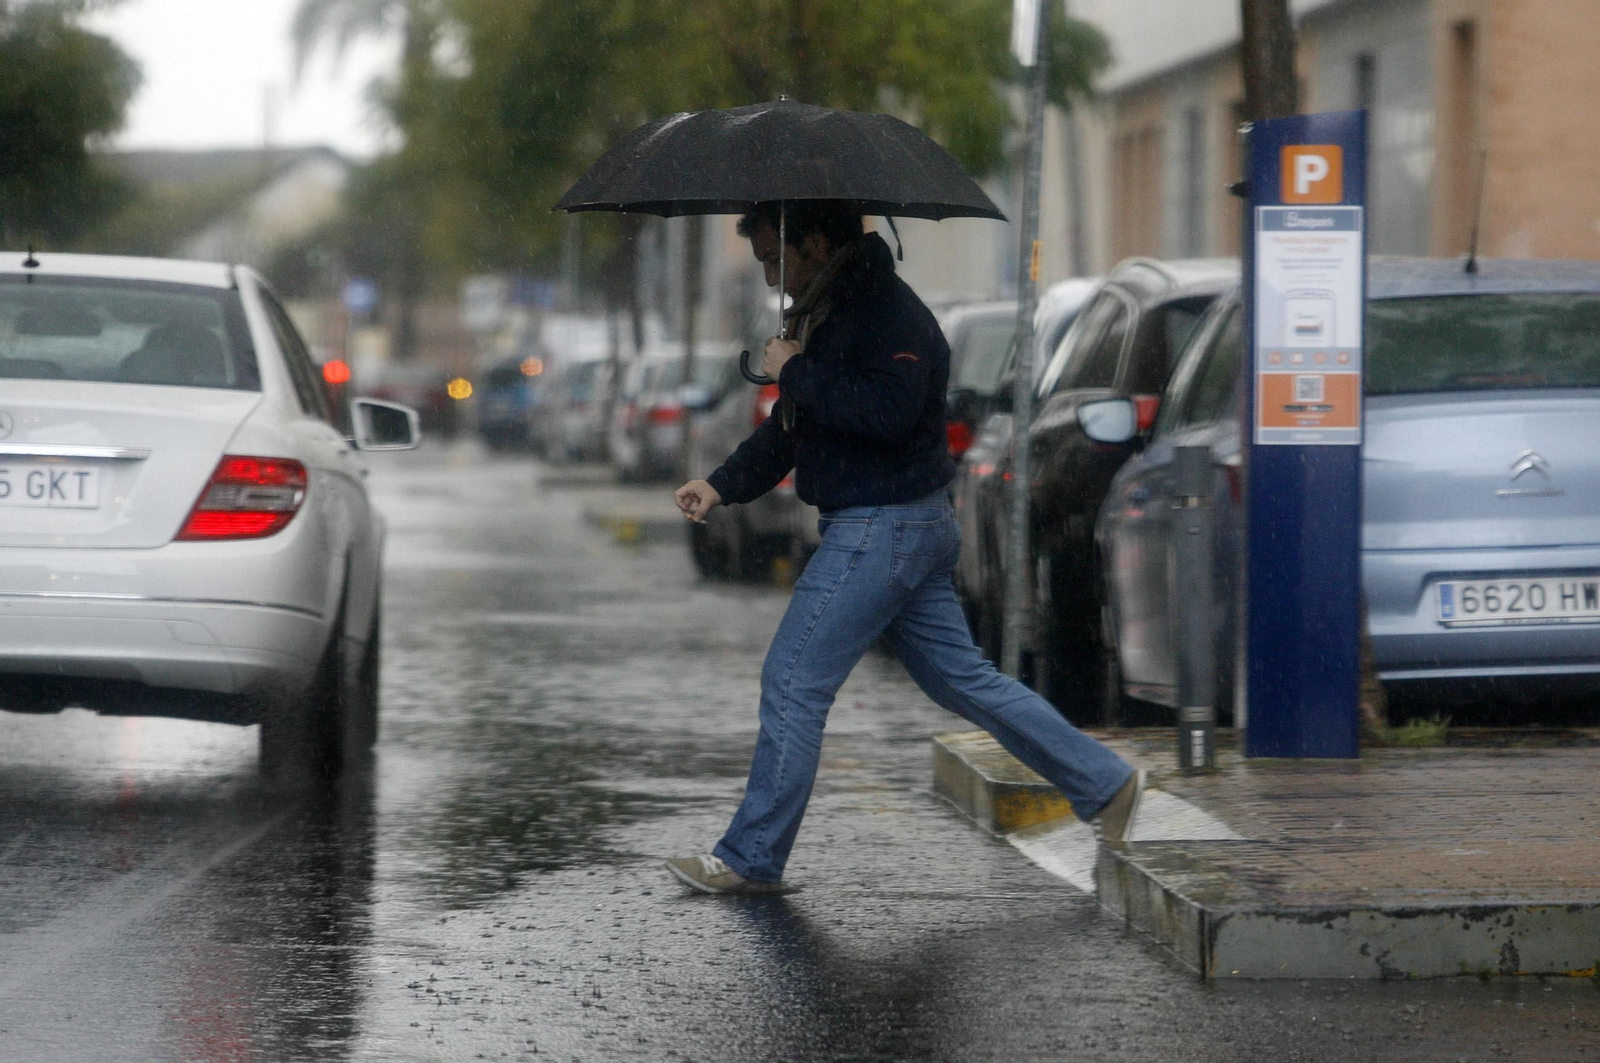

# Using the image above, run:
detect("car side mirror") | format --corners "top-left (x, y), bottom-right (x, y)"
top-left (1078, 397), bottom-right (1138, 444)
top-left (351, 398), bottom-right (421, 450)
top-left (679, 383), bottom-right (715, 412)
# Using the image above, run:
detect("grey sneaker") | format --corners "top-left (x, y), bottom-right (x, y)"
top-left (1094, 769), bottom-right (1146, 846)
top-left (665, 854), bottom-right (786, 895)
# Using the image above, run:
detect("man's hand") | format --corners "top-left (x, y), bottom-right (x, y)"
top-left (674, 479), bottom-right (722, 524)
top-left (761, 336), bottom-right (802, 380)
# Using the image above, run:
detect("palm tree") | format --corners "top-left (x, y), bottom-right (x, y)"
top-left (291, 0), bottom-right (441, 360)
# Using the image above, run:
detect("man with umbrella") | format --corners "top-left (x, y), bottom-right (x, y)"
top-left (557, 102), bottom-right (1144, 896)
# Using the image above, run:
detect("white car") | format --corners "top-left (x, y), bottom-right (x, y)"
top-left (0, 251), bottom-right (418, 774)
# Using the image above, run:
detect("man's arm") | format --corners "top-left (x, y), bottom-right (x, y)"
top-left (777, 321), bottom-right (935, 442)
top-left (703, 412), bottom-right (797, 505)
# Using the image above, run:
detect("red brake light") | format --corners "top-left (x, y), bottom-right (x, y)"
top-left (176, 456), bottom-right (307, 541)
top-left (647, 404), bottom-right (683, 426)
top-left (754, 384), bottom-right (782, 426)
top-left (1132, 394), bottom-right (1162, 434)
top-left (946, 419), bottom-right (975, 458)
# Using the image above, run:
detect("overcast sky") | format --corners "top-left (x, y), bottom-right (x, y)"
top-left (84, 0), bottom-right (399, 158)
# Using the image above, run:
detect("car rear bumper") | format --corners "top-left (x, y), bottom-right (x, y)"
top-left (0, 592), bottom-right (327, 699)
top-left (1365, 544), bottom-right (1600, 680)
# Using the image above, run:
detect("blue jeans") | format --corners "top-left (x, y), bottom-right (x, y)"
top-left (713, 491), bottom-right (1134, 883)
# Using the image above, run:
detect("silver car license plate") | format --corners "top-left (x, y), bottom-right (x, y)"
top-left (0, 462), bottom-right (101, 509)
top-left (1437, 576), bottom-right (1600, 626)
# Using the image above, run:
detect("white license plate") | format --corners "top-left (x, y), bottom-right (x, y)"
top-left (1437, 576), bottom-right (1600, 626)
top-left (0, 462), bottom-right (101, 509)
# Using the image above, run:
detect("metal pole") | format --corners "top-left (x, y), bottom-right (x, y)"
top-left (1001, 2), bottom-right (1049, 678)
top-left (1173, 445), bottom-right (1216, 771)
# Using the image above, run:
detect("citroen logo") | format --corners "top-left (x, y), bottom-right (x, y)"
top-left (0, 412), bottom-right (12, 440)
top-left (1499, 449), bottom-right (1562, 498)
top-left (1509, 449), bottom-right (1551, 480)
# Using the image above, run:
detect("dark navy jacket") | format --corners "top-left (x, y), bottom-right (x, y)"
top-left (706, 233), bottom-right (956, 513)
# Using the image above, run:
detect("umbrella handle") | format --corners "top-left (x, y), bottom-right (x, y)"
top-left (739, 348), bottom-right (776, 386)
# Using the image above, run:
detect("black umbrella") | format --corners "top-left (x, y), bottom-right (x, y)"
top-left (556, 99), bottom-right (1005, 383)
top-left (554, 99), bottom-right (1006, 222)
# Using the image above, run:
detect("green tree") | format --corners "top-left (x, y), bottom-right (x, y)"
top-left (0, 0), bottom-right (140, 246)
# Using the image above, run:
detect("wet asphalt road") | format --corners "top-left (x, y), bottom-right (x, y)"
top-left (2, 440), bottom-right (1597, 1063)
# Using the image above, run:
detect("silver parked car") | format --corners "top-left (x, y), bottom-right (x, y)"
top-left (0, 252), bottom-right (419, 774)
top-left (1090, 257), bottom-right (1600, 720)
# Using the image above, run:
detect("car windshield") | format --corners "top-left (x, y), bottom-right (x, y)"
top-left (1367, 293), bottom-right (1600, 395)
top-left (951, 318), bottom-right (1016, 393)
top-left (0, 276), bottom-right (257, 389)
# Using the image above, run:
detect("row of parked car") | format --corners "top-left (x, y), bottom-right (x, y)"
top-left (484, 251), bottom-right (1600, 728)
top-left (952, 254), bottom-right (1600, 727)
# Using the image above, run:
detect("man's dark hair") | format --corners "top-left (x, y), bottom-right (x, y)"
top-left (736, 201), bottom-right (865, 251)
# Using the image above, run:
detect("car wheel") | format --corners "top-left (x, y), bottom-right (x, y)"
top-left (736, 532), bottom-right (784, 583)
top-left (260, 610), bottom-right (367, 780)
top-left (1033, 547), bottom-right (1101, 724)
top-left (352, 608), bottom-right (381, 751)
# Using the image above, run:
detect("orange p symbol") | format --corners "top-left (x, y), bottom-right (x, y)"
top-left (1282, 145), bottom-right (1343, 204)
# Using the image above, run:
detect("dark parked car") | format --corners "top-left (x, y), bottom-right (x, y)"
top-left (952, 279), bottom-right (1097, 653)
top-left (476, 351), bottom-right (545, 451)
top-left (981, 258), bottom-right (1236, 717)
top-left (939, 300), bottom-right (1016, 459)
top-left (683, 345), bottom-right (820, 580)
top-left (1091, 257), bottom-right (1600, 723)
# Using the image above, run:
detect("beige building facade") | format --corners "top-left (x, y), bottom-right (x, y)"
top-left (1062, 0), bottom-right (1600, 282)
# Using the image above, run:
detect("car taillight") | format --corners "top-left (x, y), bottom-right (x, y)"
top-left (1131, 394), bottom-right (1162, 434)
top-left (754, 383), bottom-right (781, 426)
top-left (647, 404), bottom-right (683, 426)
top-left (946, 419), bottom-right (975, 458)
top-left (176, 456), bottom-right (307, 541)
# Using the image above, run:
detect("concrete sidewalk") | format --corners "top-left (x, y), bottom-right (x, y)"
top-left (934, 728), bottom-right (1600, 980)
top-left (540, 467), bottom-right (1600, 981)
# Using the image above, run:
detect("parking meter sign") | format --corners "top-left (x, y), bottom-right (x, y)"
top-left (1242, 110), bottom-right (1367, 760)
top-left (1281, 145), bottom-right (1344, 203)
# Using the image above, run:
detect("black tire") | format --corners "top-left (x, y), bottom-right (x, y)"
top-left (352, 608), bottom-right (380, 751)
top-left (736, 532), bottom-right (785, 583)
top-left (976, 583), bottom-right (1004, 664)
top-left (260, 607), bottom-right (369, 781)
top-left (688, 519), bottom-right (728, 579)
top-left (1033, 547), bottom-right (1102, 724)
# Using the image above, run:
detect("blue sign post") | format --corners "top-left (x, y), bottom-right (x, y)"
top-left (1242, 110), bottom-right (1367, 758)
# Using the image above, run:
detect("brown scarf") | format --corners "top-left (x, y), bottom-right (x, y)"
top-left (777, 237), bottom-right (862, 429)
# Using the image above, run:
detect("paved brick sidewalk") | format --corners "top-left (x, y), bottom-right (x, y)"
top-left (937, 728), bottom-right (1600, 978)
top-left (1107, 730), bottom-right (1600, 909)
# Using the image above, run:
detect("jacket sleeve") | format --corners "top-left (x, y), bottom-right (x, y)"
top-left (705, 413), bottom-right (797, 505)
top-left (777, 317), bottom-right (935, 442)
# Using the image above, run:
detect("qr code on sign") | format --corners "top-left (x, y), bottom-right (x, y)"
top-left (1294, 374), bottom-right (1325, 402)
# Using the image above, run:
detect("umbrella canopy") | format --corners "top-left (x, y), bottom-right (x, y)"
top-left (555, 99), bottom-right (1005, 222)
